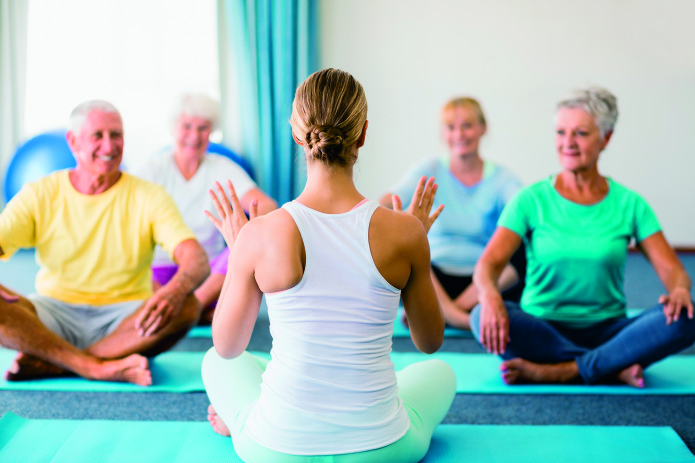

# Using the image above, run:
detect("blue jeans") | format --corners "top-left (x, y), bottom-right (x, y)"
top-left (470, 302), bottom-right (695, 384)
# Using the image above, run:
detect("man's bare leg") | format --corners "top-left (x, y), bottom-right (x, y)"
top-left (5, 353), bottom-right (73, 380)
top-left (86, 294), bottom-right (201, 359)
top-left (207, 404), bottom-right (231, 437)
top-left (501, 358), bottom-right (645, 387)
top-left (0, 285), bottom-right (151, 385)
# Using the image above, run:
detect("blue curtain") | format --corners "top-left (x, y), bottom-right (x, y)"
top-left (218, 0), bottom-right (317, 205)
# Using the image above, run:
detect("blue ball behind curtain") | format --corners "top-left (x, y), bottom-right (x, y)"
top-left (4, 130), bottom-right (75, 203)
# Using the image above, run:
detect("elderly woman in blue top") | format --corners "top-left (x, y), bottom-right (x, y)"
top-left (380, 97), bottom-right (524, 330)
top-left (471, 86), bottom-right (695, 387)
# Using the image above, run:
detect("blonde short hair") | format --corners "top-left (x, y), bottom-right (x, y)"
top-left (289, 68), bottom-right (367, 167)
top-left (441, 97), bottom-right (486, 127)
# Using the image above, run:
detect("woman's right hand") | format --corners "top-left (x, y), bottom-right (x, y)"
top-left (205, 180), bottom-right (259, 248)
top-left (478, 290), bottom-right (510, 355)
top-left (392, 176), bottom-right (444, 233)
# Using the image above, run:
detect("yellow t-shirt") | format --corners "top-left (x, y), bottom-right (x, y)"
top-left (0, 171), bottom-right (196, 304)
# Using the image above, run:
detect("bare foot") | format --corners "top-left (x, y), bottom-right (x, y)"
top-left (500, 358), bottom-right (579, 384)
top-left (4, 353), bottom-right (72, 381)
top-left (91, 354), bottom-right (152, 387)
top-left (208, 404), bottom-right (231, 437)
top-left (617, 364), bottom-right (644, 388)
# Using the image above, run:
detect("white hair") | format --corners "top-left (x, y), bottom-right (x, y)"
top-left (556, 86), bottom-right (619, 137)
top-left (170, 93), bottom-right (220, 132)
top-left (69, 100), bottom-right (121, 134)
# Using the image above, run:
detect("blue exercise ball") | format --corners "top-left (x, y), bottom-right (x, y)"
top-left (206, 142), bottom-right (256, 181)
top-left (4, 130), bottom-right (75, 202)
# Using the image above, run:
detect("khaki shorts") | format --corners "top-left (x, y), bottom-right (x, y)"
top-left (29, 294), bottom-right (144, 350)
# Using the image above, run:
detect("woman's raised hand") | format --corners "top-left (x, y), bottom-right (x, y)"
top-left (205, 180), bottom-right (259, 248)
top-left (393, 176), bottom-right (444, 233)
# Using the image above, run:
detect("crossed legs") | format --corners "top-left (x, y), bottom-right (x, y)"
top-left (0, 284), bottom-right (200, 385)
top-left (202, 350), bottom-right (456, 463)
top-left (470, 302), bottom-right (695, 386)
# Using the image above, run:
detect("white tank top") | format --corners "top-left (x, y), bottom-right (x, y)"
top-left (244, 199), bottom-right (410, 455)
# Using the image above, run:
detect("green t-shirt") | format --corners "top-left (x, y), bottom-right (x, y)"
top-left (498, 177), bottom-right (661, 326)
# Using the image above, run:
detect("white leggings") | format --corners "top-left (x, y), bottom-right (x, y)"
top-left (202, 349), bottom-right (456, 463)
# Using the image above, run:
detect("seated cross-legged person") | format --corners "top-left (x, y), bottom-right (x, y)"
top-left (0, 100), bottom-right (209, 385)
top-left (381, 97), bottom-right (524, 330)
top-left (471, 86), bottom-right (695, 387)
top-left (134, 93), bottom-right (276, 324)
top-left (202, 68), bottom-right (456, 463)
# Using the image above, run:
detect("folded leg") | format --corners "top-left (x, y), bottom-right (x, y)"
top-left (577, 304), bottom-right (695, 383)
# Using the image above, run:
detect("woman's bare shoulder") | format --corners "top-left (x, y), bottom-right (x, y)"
top-left (238, 209), bottom-right (299, 254)
top-left (371, 206), bottom-right (428, 248)
top-left (235, 206), bottom-right (304, 293)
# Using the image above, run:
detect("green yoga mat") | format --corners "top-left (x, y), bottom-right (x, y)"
top-left (0, 413), bottom-right (692, 463)
top-left (0, 350), bottom-right (204, 393)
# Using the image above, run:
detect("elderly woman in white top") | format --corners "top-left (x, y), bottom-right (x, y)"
top-left (135, 94), bottom-right (276, 323)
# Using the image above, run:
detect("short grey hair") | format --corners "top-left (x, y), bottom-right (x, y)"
top-left (69, 100), bottom-right (121, 134)
top-left (171, 93), bottom-right (220, 132)
top-left (556, 86), bottom-right (619, 137)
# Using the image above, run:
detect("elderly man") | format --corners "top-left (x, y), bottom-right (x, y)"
top-left (0, 100), bottom-right (209, 386)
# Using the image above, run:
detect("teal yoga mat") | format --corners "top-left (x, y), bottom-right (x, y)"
top-left (0, 413), bottom-right (692, 463)
top-left (0, 249), bottom-right (38, 295)
top-left (188, 309), bottom-right (645, 339)
top-left (390, 352), bottom-right (695, 395)
top-left (0, 350), bottom-right (204, 393)
top-left (187, 325), bottom-right (213, 338)
top-left (186, 308), bottom-right (474, 339)
top-left (393, 308), bottom-right (472, 338)
top-left (2, 348), bottom-right (691, 395)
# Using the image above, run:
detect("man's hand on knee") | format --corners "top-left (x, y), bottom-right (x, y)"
top-left (136, 285), bottom-right (187, 336)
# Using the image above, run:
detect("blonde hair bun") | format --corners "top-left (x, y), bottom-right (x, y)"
top-left (290, 68), bottom-right (367, 167)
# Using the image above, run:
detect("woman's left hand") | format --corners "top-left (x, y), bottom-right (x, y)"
top-left (659, 287), bottom-right (694, 325)
top-left (393, 176), bottom-right (444, 234)
top-left (205, 180), bottom-right (259, 248)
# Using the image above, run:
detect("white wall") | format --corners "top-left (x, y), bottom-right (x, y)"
top-left (320, 0), bottom-right (695, 245)
top-left (24, 0), bottom-right (219, 172)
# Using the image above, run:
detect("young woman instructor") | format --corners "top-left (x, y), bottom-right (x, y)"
top-left (201, 68), bottom-right (456, 462)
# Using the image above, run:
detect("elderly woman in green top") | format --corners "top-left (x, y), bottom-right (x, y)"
top-left (470, 86), bottom-right (695, 387)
